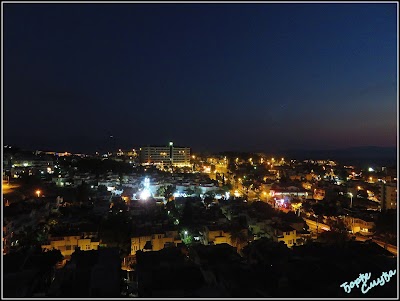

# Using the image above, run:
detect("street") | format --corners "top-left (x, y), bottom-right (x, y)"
top-left (354, 235), bottom-right (397, 256)
top-left (2, 181), bottom-right (20, 195)
top-left (304, 219), bottom-right (397, 256)
top-left (304, 218), bottom-right (330, 233)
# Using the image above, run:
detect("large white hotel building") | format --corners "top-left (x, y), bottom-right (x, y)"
top-left (139, 142), bottom-right (191, 167)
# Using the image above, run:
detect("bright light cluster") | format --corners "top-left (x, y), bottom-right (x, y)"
top-left (140, 189), bottom-right (151, 200)
top-left (140, 177), bottom-right (151, 200)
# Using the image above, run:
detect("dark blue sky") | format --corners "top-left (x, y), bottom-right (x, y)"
top-left (4, 3), bottom-right (397, 153)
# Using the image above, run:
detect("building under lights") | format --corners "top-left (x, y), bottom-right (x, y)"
top-left (139, 142), bottom-right (191, 167)
top-left (378, 182), bottom-right (397, 211)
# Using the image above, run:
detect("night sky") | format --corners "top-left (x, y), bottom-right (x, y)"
top-left (3, 3), bottom-right (397, 153)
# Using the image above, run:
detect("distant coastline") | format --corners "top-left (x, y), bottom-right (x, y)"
top-left (280, 146), bottom-right (397, 167)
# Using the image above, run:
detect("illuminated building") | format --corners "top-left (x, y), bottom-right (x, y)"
top-left (130, 230), bottom-right (182, 255)
top-left (266, 224), bottom-right (297, 248)
top-left (270, 187), bottom-right (308, 199)
top-left (313, 188), bottom-right (325, 201)
top-left (343, 216), bottom-right (375, 236)
top-left (41, 235), bottom-right (100, 259)
top-left (139, 142), bottom-right (191, 167)
top-left (199, 226), bottom-right (231, 245)
top-left (379, 183), bottom-right (397, 211)
top-left (126, 149), bottom-right (138, 157)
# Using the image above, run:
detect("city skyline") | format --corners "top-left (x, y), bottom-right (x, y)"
top-left (3, 2), bottom-right (398, 153)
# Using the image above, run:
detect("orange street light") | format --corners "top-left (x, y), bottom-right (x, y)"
top-left (36, 190), bottom-right (41, 198)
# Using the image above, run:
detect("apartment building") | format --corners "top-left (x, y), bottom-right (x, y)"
top-left (199, 225), bottom-right (230, 246)
top-left (41, 235), bottom-right (100, 258)
top-left (139, 142), bottom-right (191, 167)
top-left (378, 183), bottom-right (397, 211)
top-left (266, 224), bottom-right (297, 248)
top-left (130, 230), bottom-right (182, 256)
top-left (343, 216), bottom-right (375, 236)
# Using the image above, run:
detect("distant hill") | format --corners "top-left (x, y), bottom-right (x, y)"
top-left (281, 146), bottom-right (397, 167)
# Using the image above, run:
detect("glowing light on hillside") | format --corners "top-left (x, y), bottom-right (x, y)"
top-left (140, 177), bottom-right (151, 200)
top-left (144, 177), bottom-right (150, 189)
top-left (140, 189), bottom-right (151, 200)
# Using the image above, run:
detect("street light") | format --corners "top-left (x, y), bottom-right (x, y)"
top-left (348, 192), bottom-right (353, 209)
top-left (36, 190), bottom-right (41, 198)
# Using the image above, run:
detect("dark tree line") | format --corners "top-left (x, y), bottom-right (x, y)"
top-left (74, 158), bottom-right (134, 175)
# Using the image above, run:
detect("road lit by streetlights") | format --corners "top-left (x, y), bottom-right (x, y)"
top-left (2, 181), bottom-right (20, 195)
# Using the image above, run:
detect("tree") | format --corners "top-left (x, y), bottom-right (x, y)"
top-left (99, 215), bottom-right (131, 257)
top-left (250, 201), bottom-right (275, 219)
top-left (279, 174), bottom-right (289, 184)
top-left (332, 219), bottom-right (348, 234)
top-left (337, 169), bottom-right (349, 182)
top-left (216, 187), bottom-right (226, 194)
top-left (76, 181), bottom-right (90, 204)
top-left (165, 199), bottom-right (179, 221)
top-left (312, 203), bottom-right (324, 217)
top-left (203, 190), bottom-right (216, 199)
top-left (184, 187), bottom-right (195, 196)
top-left (228, 222), bottom-right (249, 253)
top-left (193, 186), bottom-right (202, 197)
top-left (242, 178), bottom-right (253, 199)
top-left (164, 185), bottom-right (176, 201)
top-left (317, 230), bottom-right (349, 244)
top-left (221, 182), bottom-right (233, 192)
top-left (97, 185), bottom-right (108, 194)
top-left (40, 249), bottom-right (64, 268)
top-left (156, 185), bottom-right (167, 197)
top-left (227, 161), bottom-right (237, 173)
top-left (302, 201), bottom-right (312, 213)
top-left (203, 196), bottom-right (214, 208)
top-left (181, 230), bottom-right (193, 245)
top-left (290, 199), bottom-right (302, 216)
top-left (324, 204), bottom-right (338, 216)
top-left (283, 210), bottom-right (304, 224)
top-left (181, 201), bottom-right (194, 227)
top-left (375, 210), bottom-right (397, 245)
top-left (311, 203), bottom-right (325, 237)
